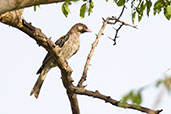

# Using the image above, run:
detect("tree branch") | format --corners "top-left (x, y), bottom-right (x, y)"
top-left (69, 86), bottom-right (163, 114)
top-left (108, 16), bottom-right (137, 28)
top-left (77, 18), bottom-right (109, 87)
top-left (0, 0), bottom-right (66, 14)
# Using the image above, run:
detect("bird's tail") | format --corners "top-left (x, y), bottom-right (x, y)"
top-left (30, 68), bottom-right (49, 99)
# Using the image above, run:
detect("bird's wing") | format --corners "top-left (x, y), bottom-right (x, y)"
top-left (55, 34), bottom-right (69, 48)
top-left (36, 34), bottom-right (69, 74)
top-left (43, 34), bottom-right (68, 64)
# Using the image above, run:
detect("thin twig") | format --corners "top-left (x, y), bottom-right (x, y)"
top-left (108, 17), bottom-right (137, 28)
top-left (106, 6), bottom-right (137, 45)
top-left (117, 5), bottom-right (126, 20)
top-left (112, 24), bottom-right (123, 45)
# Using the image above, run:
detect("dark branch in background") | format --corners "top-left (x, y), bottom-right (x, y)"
top-left (108, 24), bottom-right (124, 45)
top-left (108, 16), bottom-right (137, 45)
top-left (116, 5), bottom-right (126, 22)
top-left (106, 6), bottom-right (137, 45)
top-left (0, 10), bottom-right (162, 114)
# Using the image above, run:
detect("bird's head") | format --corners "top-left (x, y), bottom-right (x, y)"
top-left (70, 23), bottom-right (91, 34)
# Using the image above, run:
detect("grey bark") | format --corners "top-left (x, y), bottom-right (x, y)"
top-left (0, 0), bottom-right (65, 14)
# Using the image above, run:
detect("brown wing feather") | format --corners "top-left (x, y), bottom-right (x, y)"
top-left (36, 34), bottom-right (68, 74)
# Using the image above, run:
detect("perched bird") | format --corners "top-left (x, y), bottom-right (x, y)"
top-left (30, 23), bottom-right (91, 98)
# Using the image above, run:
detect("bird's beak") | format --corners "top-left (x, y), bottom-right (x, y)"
top-left (85, 28), bottom-right (92, 32)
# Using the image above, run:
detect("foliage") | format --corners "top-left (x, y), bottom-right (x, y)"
top-left (120, 90), bottom-right (142, 105)
top-left (107, 0), bottom-right (171, 22)
top-left (61, 0), bottom-right (94, 17)
top-left (80, 0), bottom-right (94, 18)
top-left (130, 0), bottom-right (153, 23)
top-left (34, 0), bottom-right (171, 22)
top-left (33, 5), bottom-right (40, 11)
top-left (62, 2), bottom-right (71, 17)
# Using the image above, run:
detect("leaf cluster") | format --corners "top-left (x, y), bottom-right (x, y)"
top-left (107, 0), bottom-right (171, 22)
top-left (154, 0), bottom-right (171, 20)
top-left (120, 90), bottom-right (142, 105)
top-left (61, 0), bottom-right (94, 17)
top-left (131, 0), bottom-right (152, 23)
top-left (34, 0), bottom-right (171, 22)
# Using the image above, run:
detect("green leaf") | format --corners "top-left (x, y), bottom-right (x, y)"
top-left (138, 14), bottom-right (143, 22)
top-left (132, 12), bottom-right (136, 24)
top-left (114, 0), bottom-right (117, 3)
top-left (121, 90), bottom-right (142, 105)
top-left (80, 3), bottom-right (87, 18)
top-left (88, 0), bottom-right (94, 15)
top-left (121, 90), bottom-right (133, 103)
top-left (34, 5), bottom-right (40, 11)
top-left (133, 91), bottom-right (142, 105)
top-left (164, 5), bottom-right (171, 20)
top-left (139, 1), bottom-right (146, 15)
top-left (156, 79), bottom-right (163, 87)
top-left (117, 0), bottom-right (125, 6)
top-left (106, 0), bottom-right (109, 2)
top-left (153, 0), bottom-right (163, 15)
top-left (146, 0), bottom-right (152, 16)
top-left (136, 7), bottom-right (141, 14)
top-left (62, 2), bottom-right (71, 17)
top-left (34, 6), bottom-right (37, 11)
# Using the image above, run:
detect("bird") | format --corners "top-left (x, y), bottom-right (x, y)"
top-left (30, 23), bottom-right (91, 99)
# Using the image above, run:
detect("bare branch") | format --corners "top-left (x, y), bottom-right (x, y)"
top-left (108, 17), bottom-right (137, 28)
top-left (67, 85), bottom-right (163, 114)
top-left (77, 18), bottom-right (109, 87)
top-left (67, 90), bottom-right (80, 114)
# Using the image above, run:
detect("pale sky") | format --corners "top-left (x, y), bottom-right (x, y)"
top-left (0, 1), bottom-right (171, 114)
